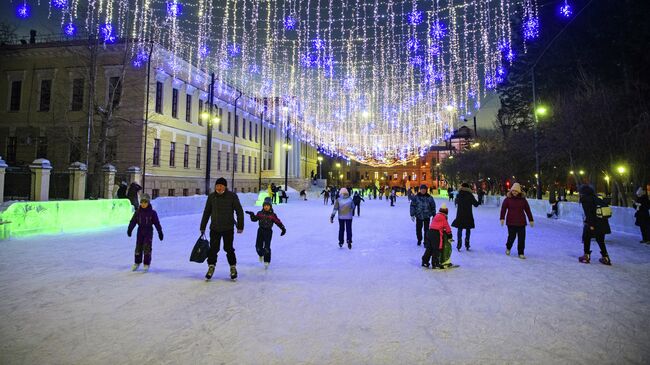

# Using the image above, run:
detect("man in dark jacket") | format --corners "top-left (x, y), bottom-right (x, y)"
top-left (116, 181), bottom-right (128, 199)
top-left (126, 182), bottom-right (142, 210)
top-left (352, 192), bottom-right (365, 216)
top-left (200, 177), bottom-right (245, 280)
top-left (410, 184), bottom-right (437, 246)
top-left (579, 185), bottom-right (611, 265)
top-left (633, 187), bottom-right (650, 243)
top-left (452, 183), bottom-right (480, 251)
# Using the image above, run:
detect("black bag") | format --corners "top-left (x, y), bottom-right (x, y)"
top-left (190, 235), bottom-right (210, 263)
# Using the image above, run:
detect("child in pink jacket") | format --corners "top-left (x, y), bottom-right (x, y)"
top-left (422, 204), bottom-right (453, 269)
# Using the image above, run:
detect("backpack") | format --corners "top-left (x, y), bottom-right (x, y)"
top-left (595, 197), bottom-right (612, 219)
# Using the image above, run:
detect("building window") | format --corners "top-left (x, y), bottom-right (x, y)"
top-left (108, 76), bottom-right (122, 108)
top-left (39, 79), bottom-right (52, 112)
top-left (183, 144), bottom-right (189, 168)
top-left (226, 152), bottom-right (230, 171)
top-left (155, 81), bottom-right (163, 113)
top-left (10, 81), bottom-right (21, 111)
top-left (218, 108), bottom-right (223, 132)
top-left (169, 142), bottom-right (176, 167)
top-left (234, 153), bottom-right (238, 172)
top-left (254, 157), bottom-right (257, 174)
top-left (172, 88), bottom-right (179, 118)
top-left (235, 116), bottom-right (239, 137)
top-left (153, 138), bottom-right (161, 165)
top-left (249, 121), bottom-right (253, 141)
top-left (195, 188), bottom-right (201, 195)
top-left (268, 158), bottom-right (272, 170)
top-left (168, 189), bottom-right (175, 197)
top-left (255, 124), bottom-right (258, 142)
top-left (183, 188), bottom-right (189, 196)
top-left (263, 126), bottom-right (266, 145)
top-left (242, 118), bottom-right (246, 139)
top-left (197, 99), bottom-right (203, 125)
top-left (248, 156), bottom-right (251, 173)
top-left (242, 154), bottom-right (246, 173)
top-left (185, 94), bottom-right (192, 123)
top-left (36, 137), bottom-right (48, 159)
top-left (71, 78), bottom-right (84, 111)
top-left (227, 112), bottom-right (232, 134)
top-left (6, 137), bottom-right (17, 163)
top-left (152, 189), bottom-right (160, 199)
top-left (196, 146), bottom-right (201, 169)
top-left (217, 150), bottom-right (222, 171)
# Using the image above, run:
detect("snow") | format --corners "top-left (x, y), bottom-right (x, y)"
top-left (1, 197), bottom-right (649, 364)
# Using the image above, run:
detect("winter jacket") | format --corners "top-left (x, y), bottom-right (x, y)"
top-left (249, 210), bottom-right (285, 231)
top-left (580, 194), bottom-right (611, 235)
top-left (428, 213), bottom-right (452, 249)
top-left (116, 184), bottom-right (128, 199)
top-left (634, 195), bottom-right (650, 226)
top-left (332, 196), bottom-right (355, 220)
top-left (500, 194), bottom-right (534, 227)
top-left (352, 194), bottom-right (364, 205)
top-left (126, 182), bottom-right (142, 208)
top-left (410, 193), bottom-right (437, 220)
top-left (452, 187), bottom-right (479, 229)
top-left (200, 190), bottom-right (245, 232)
top-left (127, 204), bottom-right (163, 244)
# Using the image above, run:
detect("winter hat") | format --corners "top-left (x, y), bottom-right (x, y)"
top-left (461, 182), bottom-right (470, 188)
top-left (215, 177), bottom-right (228, 187)
top-left (263, 200), bottom-right (272, 208)
top-left (510, 183), bottom-right (522, 194)
top-left (578, 184), bottom-right (595, 196)
top-left (439, 203), bottom-right (448, 214)
top-left (419, 184), bottom-right (428, 190)
top-left (339, 188), bottom-right (349, 196)
top-left (140, 193), bottom-right (151, 203)
top-left (637, 187), bottom-right (646, 197)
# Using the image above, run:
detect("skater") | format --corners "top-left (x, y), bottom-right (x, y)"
top-left (422, 204), bottom-right (453, 269)
top-left (331, 187), bottom-right (338, 205)
top-left (321, 187), bottom-right (330, 205)
top-left (127, 194), bottom-right (163, 272)
top-left (352, 191), bottom-right (365, 216)
top-left (330, 187), bottom-right (355, 249)
top-left (410, 184), bottom-right (437, 246)
top-left (547, 199), bottom-right (559, 219)
top-left (126, 181), bottom-right (142, 211)
top-left (452, 183), bottom-right (479, 251)
top-left (200, 177), bottom-right (245, 280)
top-left (299, 189), bottom-right (307, 201)
top-left (447, 186), bottom-right (454, 202)
top-left (116, 181), bottom-right (128, 199)
top-left (245, 200), bottom-right (286, 269)
top-left (578, 185), bottom-right (612, 265)
top-left (500, 183), bottom-right (534, 259)
top-left (390, 188), bottom-right (397, 206)
top-left (633, 187), bottom-right (650, 243)
top-left (477, 187), bottom-right (485, 205)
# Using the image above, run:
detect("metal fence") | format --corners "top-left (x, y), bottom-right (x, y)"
top-left (4, 167), bottom-right (31, 201)
top-left (49, 172), bottom-right (70, 200)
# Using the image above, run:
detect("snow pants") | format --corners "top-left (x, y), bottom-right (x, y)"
top-left (256, 228), bottom-right (273, 263)
top-left (134, 241), bottom-right (152, 265)
top-left (415, 218), bottom-right (430, 244)
top-left (422, 229), bottom-right (442, 267)
top-left (338, 219), bottom-right (353, 244)
top-left (208, 229), bottom-right (236, 266)
top-left (506, 225), bottom-right (527, 255)
top-left (582, 225), bottom-right (608, 256)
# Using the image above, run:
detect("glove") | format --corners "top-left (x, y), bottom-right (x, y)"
top-left (158, 232), bottom-right (164, 241)
top-left (245, 211), bottom-right (254, 215)
top-left (280, 228), bottom-right (287, 236)
top-left (127, 230), bottom-right (132, 237)
top-left (330, 215), bottom-right (335, 224)
top-left (529, 221), bottom-right (534, 228)
top-left (500, 219), bottom-right (504, 226)
top-left (411, 216), bottom-right (416, 222)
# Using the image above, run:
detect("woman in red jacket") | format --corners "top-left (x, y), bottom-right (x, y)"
top-left (500, 183), bottom-right (534, 259)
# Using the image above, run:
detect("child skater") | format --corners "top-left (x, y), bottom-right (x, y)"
top-left (245, 198), bottom-right (286, 269)
top-left (127, 194), bottom-right (163, 272)
top-left (422, 204), bottom-right (456, 269)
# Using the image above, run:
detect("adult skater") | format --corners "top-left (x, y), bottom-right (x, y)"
top-left (633, 187), bottom-right (650, 243)
top-left (200, 177), bottom-right (244, 280)
top-left (578, 185), bottom-right (612, 265)
top-left (330, 187), bottom-right (355, 249)
top-left (127, 194), bottom-right (163, 272)
top-left (116, 181), bottom-right (128, 199)
top-left (390, 188), bottom-right (397, 207)
top-left (500, 183), bottom-right (534, 259)
top-left (352, 191), bottom-right (365, 216)
top-left (245, 199), bottom-right (286, 269)
top-left (447, 186), bottom-right (454, 202)
top-left (321, 187), bottom-right (330, 205)
top-left (126, 181), bottom-right (142, 211)
top-left (452, 183), bottom-right (479, 251)
top-left (410, 184), bottom-right (437, 246)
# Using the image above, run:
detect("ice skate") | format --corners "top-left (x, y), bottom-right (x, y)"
top-left (421, 262), bottom-right (430, 269)
top-left (264, 262), bottom-right (270, 270)
top-left (506, 249), bottom-right (511, 256)
top-left (205, 264), bottom-right (215, 280)
top-left (230, 265), bottom-right (238, 280)
top-left (143, 265), bottom-right (149, 273)
top-left (338, 242), bottom-right (344, 248)
top-left (579, 251), bottom-right (591, 264)
top-left (259, 256), bottom-right (264, 263)
top-left (599, 255), bottom-right (612, 266)
top-left (131, 263), bottom-right (140, 271)
top-left (518, 254), bottom-right (526, 260)
top-left (347, 241), bottom-right (352, 250)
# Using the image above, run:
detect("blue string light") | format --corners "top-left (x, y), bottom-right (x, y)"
top-left (559, 1), bottom-right (573, 18)
top-left (523, 16), bottom-right (540, 40)
top-left (63, 22), bottom-right (77, 37)
top-left (166, 1), bottom-right (182, 18)
top-left (51, 0), bottom-right (67, 10)
top-left (198, 44), bottom-right (210, 58)
top-left (430, 22), bottom-right (447, 39)
top-left (407, 11), bottom-right (422, 26)
top-left (16, 3), bottom-right (30, 19)
top-left (284, 16), bottom-right (297, 30)
top-left (228, 43), bottom-right (241, 57)
top-left (100, 23), bottom-right (116, 43)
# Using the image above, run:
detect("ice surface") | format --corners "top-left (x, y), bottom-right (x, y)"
top-left (1, 197), bottom-right (649, 364)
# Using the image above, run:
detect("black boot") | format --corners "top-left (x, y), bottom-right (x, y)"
top-left (599, 253), bottom-right (611, 266)
top-left (579, 251), bottom-right (591, 264)
top-left (465, 239), bottom-right (470, 251)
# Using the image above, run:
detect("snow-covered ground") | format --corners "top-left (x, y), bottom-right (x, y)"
top-left (1, 197), bottom-right (649, 364)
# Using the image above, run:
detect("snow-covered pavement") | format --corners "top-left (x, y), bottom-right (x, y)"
top-left (1, 197), bottom-right (649, 364)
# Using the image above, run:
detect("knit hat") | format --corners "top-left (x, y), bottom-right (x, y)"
top-left (439, 203), bottom-right (448, 214)
top-left (339, 187), bottom-right (349, 196)
top-left (215, 177), bottom-right (228, 187)
top-left (510, 183), bottom-right (522, 194)
top-left (140, 193), bottom-right (151, 203)
top-left (461, 182), bottom-right (470, 188)
top-left (419, 184), bottom-right (428, 190)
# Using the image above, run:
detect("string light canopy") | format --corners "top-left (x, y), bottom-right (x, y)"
top-left (26, 0), bottom-right (541, 167)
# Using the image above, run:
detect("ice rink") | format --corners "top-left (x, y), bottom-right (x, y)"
top-left (1, 197), bottom-right (649, 364)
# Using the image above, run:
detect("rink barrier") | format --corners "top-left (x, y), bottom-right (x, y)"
top-left (0, 199), bottom-right (133, 240)
top-left (483, 195), bottom-right (638, 235)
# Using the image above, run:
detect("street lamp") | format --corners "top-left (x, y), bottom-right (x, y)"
top-left (336, 162), bottom-right (341, 186)
top-left (317, 156), bottom-right (323, 179)
top-left (532, 103), bottom-right (549, 200)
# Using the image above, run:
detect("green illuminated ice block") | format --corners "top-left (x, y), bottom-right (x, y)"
top-left (254, 192), bottom-right (270, 206)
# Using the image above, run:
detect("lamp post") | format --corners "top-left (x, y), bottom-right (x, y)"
top-left (204, 73), bottom-right (215, 195)
top-left (336, 162), bottom-right (341, 186)
top-left (141, 40), bottom-right (154, 192)
top-left (532, 100), bottom-right (548, 200)
top-left (283, 106), bottom-right (291, 192)
top-left (317, 156), bottom-right (323, 179)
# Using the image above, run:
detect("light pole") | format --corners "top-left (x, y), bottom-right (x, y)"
top-left (336, 162), bottom-right (341, 186)
top-left (532, 100), bottom-right (548, 200)
top-left (204, 73), bottom-right (216, 195)
top-left (283, 106), bottom-right (291, 192)
top-left (317, 156), bottom-right (323, 179)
